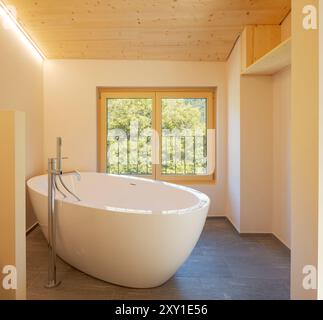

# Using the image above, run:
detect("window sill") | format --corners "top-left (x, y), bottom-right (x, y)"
top-left (158, 175), bottom-right (216, 186)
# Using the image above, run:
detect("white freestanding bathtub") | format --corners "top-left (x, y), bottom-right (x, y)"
top-left (27, 172), bottom-right (209, 288)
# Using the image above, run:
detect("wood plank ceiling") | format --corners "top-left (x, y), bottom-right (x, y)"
top-left (3, 0), bottom-right (291, 61)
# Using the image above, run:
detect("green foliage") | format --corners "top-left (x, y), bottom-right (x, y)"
top-left (106, 98), bottom-right (207, 175)
top-left (107, 98), bottom-right (152, 136)
top-left (162, 98), bottom-right (205, 134)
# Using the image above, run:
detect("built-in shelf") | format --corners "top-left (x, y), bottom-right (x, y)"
top-left (242, 38), bottom-right (291, 76)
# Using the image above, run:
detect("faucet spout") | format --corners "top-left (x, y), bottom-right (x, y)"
top-left (62, 170), bottom-right (81, 181)
top-left (58, 175), bottom-right (81, 202)
top-left (54, 137), bottom-right (81, 201)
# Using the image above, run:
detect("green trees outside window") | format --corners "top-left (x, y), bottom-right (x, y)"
top-left (107, 97), bottom-right (207, 176)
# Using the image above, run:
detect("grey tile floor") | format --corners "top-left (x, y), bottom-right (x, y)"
top-left (27, 218), bottom-right (290, 300)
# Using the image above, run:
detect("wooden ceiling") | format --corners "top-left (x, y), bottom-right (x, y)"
top-left (3, 0), bottom-right (291, 61)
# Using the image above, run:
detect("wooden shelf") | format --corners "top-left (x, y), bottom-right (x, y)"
top-left (242, 38), bottom-right (291, 75)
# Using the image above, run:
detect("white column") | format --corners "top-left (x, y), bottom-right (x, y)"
top-left (0, 110), bottom-right (26, 300)
top-left (318, 0), bottom-right (323, 300)
top-left (291, 0), bottom-right (319, 300)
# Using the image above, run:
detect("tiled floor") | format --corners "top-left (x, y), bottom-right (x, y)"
top-left (27, 218), bottom-right (290, 300)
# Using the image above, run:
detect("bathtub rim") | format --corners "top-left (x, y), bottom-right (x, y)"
top-left (27, 172), bottom-right (210, 216)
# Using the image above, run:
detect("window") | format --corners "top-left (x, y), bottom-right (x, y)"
top-left (98, 89), bottom-right (216, 184)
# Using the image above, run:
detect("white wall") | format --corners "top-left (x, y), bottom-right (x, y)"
top-left (273, 66), bottom-right (291, 248)
top-left (240, 75), bottom-right (273, 233)
top-left (0, 16), bottom-right (43, 229)
top-left (0, 110), bottom-right (26, 299)
top-left (319, 0), bottom-right (323, 300)
top-left (291, 0), bottom-right (319, 299)
top-left (43, 60), bottom-right (228, 216)
top-left (226, 39), bottom-right (241, 231)
top-left (226, 38), bottom-right (276, 234)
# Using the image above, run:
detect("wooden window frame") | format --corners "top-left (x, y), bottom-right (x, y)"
top-left (97, 88), bottom-right (216, 185)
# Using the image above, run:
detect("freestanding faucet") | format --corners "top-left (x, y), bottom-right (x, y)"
top-left (46, 137), bottom-right (81, 289)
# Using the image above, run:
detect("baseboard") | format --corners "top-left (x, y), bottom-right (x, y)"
top-left (226, 215), bottom-right (240, 233)
top-left (26, 222), bottom-right (39, 235)
top-left (224, 218), bottom-right (290, 250)
top-left (207, 215), bottom-right (226, 219)
top-left (272, 232), bottom-right (291, 250)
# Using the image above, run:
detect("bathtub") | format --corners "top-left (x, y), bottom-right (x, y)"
top-left (27, 172), bottom-right (209, 288)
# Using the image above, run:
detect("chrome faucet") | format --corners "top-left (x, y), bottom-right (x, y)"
top-left (46, 137), bottom-right (81, 289)
top-left (54, 137), bottom-right (81, 202)
top-left (57, 171), bottom-right (81, 202)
